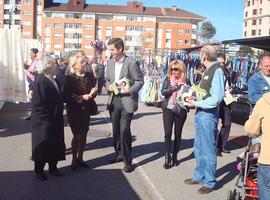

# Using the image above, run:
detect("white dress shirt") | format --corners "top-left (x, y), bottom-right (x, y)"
top-left (114, 56), bottom-right (125, 83)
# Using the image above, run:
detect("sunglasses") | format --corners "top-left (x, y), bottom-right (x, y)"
top-left (171, 68), bottom-right (179, 71)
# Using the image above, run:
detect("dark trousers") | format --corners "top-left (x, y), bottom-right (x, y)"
top-left (97, 77), bottom-right (104, 94)
top-left (162, 108), bottom-right (187, 154)
top-left (216, 101), bottom-right (231, 150)
top-left (110, 96), bottom-right (133, 165)
top-left (34, 161), bottom-right (58, 174)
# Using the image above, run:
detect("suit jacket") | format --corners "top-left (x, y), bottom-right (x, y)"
top-left (105, 55), bottom-right (144, 113)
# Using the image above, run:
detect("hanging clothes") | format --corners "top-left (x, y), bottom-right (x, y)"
top-left (0, 29), bottom-right (27, 103)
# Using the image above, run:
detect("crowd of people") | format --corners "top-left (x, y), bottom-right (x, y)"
top-left (25, 38), bottom-right (270, 199)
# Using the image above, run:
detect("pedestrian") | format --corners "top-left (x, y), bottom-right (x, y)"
top-left (96, 58), bottom-right (105, 95)
top-left (24, 48), bottom-right (39, 120)
top-left (31, 55), bottom-right (66, 181)
top-left (248, 55), bottom-right (270, 110)
top-left (63, 52), bottom-right (97, 171)
top-left (248, 55), bottom-right (270, 144)
top-left (244, 93), bottom-right (270, 200)
top-left (161, 60), bottom-right (188, 169)
top-left (184, 45), bottom-right (225, 194)
top-left (105, 38), bottom-right (144, 173)
top-left (55, 58), bottom-right (68, 94)
top-left (216, 54), bottom-right (232, 157)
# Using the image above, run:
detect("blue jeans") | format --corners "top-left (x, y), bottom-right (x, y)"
top-left (258, 164), bottom-right (270, 200)
top-left (192, 108), bottom-right (218, 189)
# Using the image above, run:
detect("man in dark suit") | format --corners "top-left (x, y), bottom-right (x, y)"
top-left (105, 38), bottom-right (144, 173)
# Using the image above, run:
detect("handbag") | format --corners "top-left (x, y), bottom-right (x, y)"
top-left (89, 99), bottom-right (98, 115)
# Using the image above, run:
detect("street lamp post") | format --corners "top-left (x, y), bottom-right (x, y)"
top-left (9, 5), bottom-right (20, 29)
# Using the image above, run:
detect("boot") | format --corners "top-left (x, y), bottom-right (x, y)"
top-left (172, 153), bottom-right (178, 166)
top-left (163, 153), bottom-right (172, 169)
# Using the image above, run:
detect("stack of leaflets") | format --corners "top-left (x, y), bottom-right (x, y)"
top-left (177, 85), bottom-right (208, 105)
top-left (111, 77), bottom-right (131, 95)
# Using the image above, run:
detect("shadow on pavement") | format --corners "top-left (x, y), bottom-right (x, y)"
top-left (216, 160), bottom-right (239, 190)
top-left (0, 102), bottom-right (31, 138)
top-left (0, 168), bottom-right (141, 200)
top-left (133, 111), bottom-right (162, 120)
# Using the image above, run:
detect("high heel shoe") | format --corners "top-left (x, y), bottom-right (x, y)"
top-left (163, 153), bottom-right (172, 169)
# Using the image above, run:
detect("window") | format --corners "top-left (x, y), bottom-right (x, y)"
top-left (65, 13), bottom-right (74, 18)
top-left (178, 29), bottom-right (184, 35)
top-left (247, 0), bottom-right (250, 6)
top-left (145, 28), bottom-right (154, 32)
top-left (53, 33), bottom-right (62, 38)
top-left (22, 11), bottom-right (32, 15)
top-left (244, 31), bottom-right (247, 37)
top-left (260, 0), bottom-right (263, 3)
top-left (126, 26), bottom-right (143, 32)
top-left (185, 30), bottom-right (191, 34)
top-left (45, 33), bottom-right (50, 38)
top-left (22, 31), bottom-right (31, 36)
top-left (22, 0), bottom-right (31, 6)
top-left (53, 23), bottom-right (62, 28)
top-left (252, 0), bottom-right (254, 5)
top-left (245, 21), bottom-right (247, 27)
top-left (84, 24), bottom-right (93, 30)
top-left (259, 8), bottom-right (262, 15)
top-left (252, 20), bottom-right (257, 25)
top-left (259, 19), bottom-right (262, 25)
top-left (245, 11), bottom-right (248, 17)
top-left (4, 9), bottom-right (9, 14)
top-left (184, 40), bottom-right (190, 45)
top-left (45, 24), bottom-right (51, 28)
top-left (178, 39), bottom-right (183, 44)
top-left (74, 13), bottom-right (82, 19)
top-left (134, 46), bottom-right (142, 52)
top-left (106, 27), bottom-right (112, 31)
top-left (253, 9), bottom-right (257, 15)
top-left (258, 29), bottom-right (261, 35)
top-left (125, 36), bottom-right (132, 41)
top-left (45, 13), bottom-right (52, 18)
top-left (144, 38), bottom-right (154, 43)
top-left (14, 20), bottom-right (20, 25)
top-left (84, 35), bottom-right (92, 40)
top-left (106, 36), bottom-right (112, 41)
top-left (4, 0), bottom-right (10, 3)
top-left (96, 26), bottom-right (102, 31)
top-left (64, 23), bottom-right (81, 29)
top-left (251, 30), bottom-right (256, 36)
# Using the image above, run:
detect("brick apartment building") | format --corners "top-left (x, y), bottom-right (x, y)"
top-left (0, 0), bottom-right (205, 57)
top-left (243, 0), bottom-right (270, 38)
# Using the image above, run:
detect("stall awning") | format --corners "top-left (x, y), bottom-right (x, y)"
top-left (222, 36), bottom-right (270, 51)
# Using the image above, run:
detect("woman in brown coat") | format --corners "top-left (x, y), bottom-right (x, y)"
top-left (64, 53), bottom-right (97, 170)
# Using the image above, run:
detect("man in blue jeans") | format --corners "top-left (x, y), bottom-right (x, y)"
top-left (185, 45), bottom-right (225, 194)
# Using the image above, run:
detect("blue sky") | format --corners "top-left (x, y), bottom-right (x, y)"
top-left (54, 0), bottom-right (243, 41)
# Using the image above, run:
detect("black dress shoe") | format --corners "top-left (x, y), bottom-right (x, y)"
top-left (222, 148), bottom-right (231, 153)
top-left (49, 169), bottom-right (63, 177)
top-left (197, 186), bottom-right (214, 194)
top-left (77, 160), bottom-right (90, 168)
top-left (216, 149), bottom-right (223, 157)
top-left (184, 178), bottom-right (202, 185)
top-left (123, 164), bottom-right (134, 173)
top-left (35, 172), bottom-right (47, 181)
top-left (24, 116), bottom-right (31, 120)
top-left (109, 156), bottom-right (123, 164)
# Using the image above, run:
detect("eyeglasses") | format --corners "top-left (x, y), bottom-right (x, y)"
top-left (171, 68), bottom-right (179, 71)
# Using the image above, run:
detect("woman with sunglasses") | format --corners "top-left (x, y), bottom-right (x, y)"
top-left (161, 60), bottom-right (188, 169)
top-left (64, 52), bottom-right (97, 170)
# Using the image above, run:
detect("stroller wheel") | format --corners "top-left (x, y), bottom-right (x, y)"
top-left (227, 190), bottom-right (233, 200)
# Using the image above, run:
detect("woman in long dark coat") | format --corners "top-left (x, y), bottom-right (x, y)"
top-left (31, 55), bottom-right (66, 181)
top-left (64, 53), bottom-right (97, 170)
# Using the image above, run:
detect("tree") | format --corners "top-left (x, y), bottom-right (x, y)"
top-left (238, 45), bottom-right (254, 56)
top-left (199, 21), bottom-right (216, 42)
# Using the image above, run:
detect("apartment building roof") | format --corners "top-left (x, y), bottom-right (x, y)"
top-left (44, 1), bottom-right (205, 21)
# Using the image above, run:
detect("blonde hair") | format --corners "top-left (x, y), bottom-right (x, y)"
top-left (168, 60), bottom-right (187, 80)
top-left (69, 55), bottom-right (86, 74)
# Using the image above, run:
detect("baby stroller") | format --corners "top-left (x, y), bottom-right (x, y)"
top-left (227, 139), bottom-right (259, 200)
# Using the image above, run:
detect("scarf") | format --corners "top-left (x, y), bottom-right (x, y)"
top-left (169, 75), bottom-right (186, 104)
